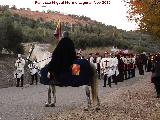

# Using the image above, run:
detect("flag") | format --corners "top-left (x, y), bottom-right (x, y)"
top-left (54, 19), bottom-right (62, 40)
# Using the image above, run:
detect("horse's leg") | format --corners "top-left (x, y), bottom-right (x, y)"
top-left (96, 95), bottom-right (100, 110)
top-left (89, 63), bottom-right (100, 110)
top-left (45, 85), bottom-right (51, 107)
top-left (91, 84), bottom-right (100, 110)
top-left (50, 84), bottom-right (56, 107)
top-left (83, 85), bottom-right (91, 110)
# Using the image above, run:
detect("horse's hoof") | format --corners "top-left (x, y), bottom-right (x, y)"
top-left (95, 107), bottom-right (100, 111)
top-left (45, 103), bottom-right (50, 107)
top-left (50, 103), bottom-right (55, 107)
top-left (83, 108), bottom-right (89, 111)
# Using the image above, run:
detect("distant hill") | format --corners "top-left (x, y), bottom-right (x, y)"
top-left (9, 8), bottom-right (97, 26)
top-left (0, 5), bottom-right (160, 53)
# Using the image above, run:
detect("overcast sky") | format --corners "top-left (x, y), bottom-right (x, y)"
top-left (1, 0), bottom-right (138, 31)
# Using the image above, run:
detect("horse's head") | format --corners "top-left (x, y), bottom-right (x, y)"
top-left (27, 44), bottom-right (35, 61)
top-left (27, 44), bottom-right (52, 69)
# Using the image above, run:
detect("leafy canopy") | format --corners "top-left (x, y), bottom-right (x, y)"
top-left (124, 0), bottom-right (160, 39)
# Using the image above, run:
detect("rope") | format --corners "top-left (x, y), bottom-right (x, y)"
top-left (26, 44), bottom-right (52, 64)
top-left (36, 56), bottom-right (52, 64)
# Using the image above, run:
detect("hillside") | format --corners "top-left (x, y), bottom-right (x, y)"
top-left (0, 5), bottom-right (160, 53)
top-left (10, 9), bottom-right (97, 25)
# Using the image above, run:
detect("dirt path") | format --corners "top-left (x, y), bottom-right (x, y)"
top-left (0, 72), bottom-right (152, 120)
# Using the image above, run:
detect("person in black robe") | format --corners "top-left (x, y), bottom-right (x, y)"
top-left (117, 54), bottom-right (124, 82)
top-left (48, 31), bottom-right (77, 79)
top-left (136, 54), bottom-right (144, 75)
top-left (152, 54), bottom-right (160, 98)
top-left (146, 54), bottom-right (152, 72)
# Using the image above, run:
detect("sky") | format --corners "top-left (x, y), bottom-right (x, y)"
top-left (1, 0), bottom-right (139, 31)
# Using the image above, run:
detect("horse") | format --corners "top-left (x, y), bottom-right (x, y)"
top-left (27, 44), bottom-right (100, 110)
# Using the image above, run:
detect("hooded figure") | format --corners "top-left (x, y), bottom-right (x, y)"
top-left (48, 31), bottom-right (77, 78)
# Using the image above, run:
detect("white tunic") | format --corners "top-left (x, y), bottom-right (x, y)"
top-left (130, 57), bottom-right (136, 64)
top-left (96, 57), bottom-right (101, 64)
top-left (89, 57), bottom-right (97, 69)
top-left (111, 57), bottom-right (119, 76)
top-left (100, 57), bottom-right (115, 77)
top-left (122, 57), bottom-right (128, 64)
top-left (15, 58), bottom-right (25, 75)
top-left (28, 61), bottom-right (39, 75)
top-left (14, 68), bottom-right (23, 78)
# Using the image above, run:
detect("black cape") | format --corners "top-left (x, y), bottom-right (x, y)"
top-left (48, 37), bottom-right (76, 77)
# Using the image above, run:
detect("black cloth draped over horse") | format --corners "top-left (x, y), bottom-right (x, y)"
top-left (42, 35), bottom-right (93, 87)
top-left (40, 59), bottom-right (92, 87)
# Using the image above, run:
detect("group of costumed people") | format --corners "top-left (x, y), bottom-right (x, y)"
top-left (14, 54), bottom-right (39, 87)
top-left (82, 51), bottom-right (160, 98)
top-left (14, 31), bottom-right (160, 98)
top-left (77, 51), bottom-right (136, 87)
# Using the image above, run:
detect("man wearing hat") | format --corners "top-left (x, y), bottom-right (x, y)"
top-left (28, 59), bottom-right (39, 85)
top-left (122, 54), bottom-right (129, 80)
top-left (14, 54), bottom-right (25, 87)
top-left (100, 51), bottom-right (113, 87)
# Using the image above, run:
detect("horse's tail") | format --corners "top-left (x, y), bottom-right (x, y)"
top-left (90, 63), bottom-right (98, 105)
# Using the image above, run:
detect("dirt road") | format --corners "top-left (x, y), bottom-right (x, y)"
top-left (0, 71), bottom-right (150, 120)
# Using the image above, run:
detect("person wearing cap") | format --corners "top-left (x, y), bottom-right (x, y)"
top-left (129, 54), bottom-right (136, 78)
top-left (136, 54), bottom-right (144, 75)
top-left (28, 59), bottom-right (39, 85)
top-left (116, 54), bottom-right (125, 82)
top-left (87, 53), bottom-right (97, 69)
top-left (48, 31), bottom-right (77, 79)
top-left (88, 53), bottom-right (94, 62)
top-left (100, 51), bottom-right (113, 87)
top-left (146, 53), bottom-right (152, 72)
top-left (111, 54), bottom-right (119, 85)
top-left (14, 54), bottom-right (25, 87)
top-left (122, 54), bottom-right (129, 80)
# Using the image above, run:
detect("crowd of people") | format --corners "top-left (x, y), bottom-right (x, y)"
top-left (14, 48), bottom-right (160, 98)
top-left (14, 54), bottom-right (39, 87)
top-left (77, 51), bottom-right (160, 98)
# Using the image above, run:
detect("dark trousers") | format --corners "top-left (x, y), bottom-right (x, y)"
top-left (154, 78), bottom-right (160, 96)
top-left (112, 74), bottom-right (117, 85)
top-left (30, 73), bottom-right (38, 85)
top-left (128, 69), bottom-right (131, 79)
top-left (103, 74), bottom-right (111, 87)
top-left (138, 65), bottom-right (144, 75)
top-left (145, 63), bottom-right (148, 71)
top-left (16, 75), bottom-right (24, 87)
top-left (124, 65), bottom-right (128, 79)
top-left (147, 63), bottom-right (152, 72)
top-left (117, 70), bottom-right (124, 82)
top-left (124, 70), bottom-right (128, 80)
top-left (97, 63), bottom-right (101, 79)
top-left (131, 68), bottom-right (135, 77)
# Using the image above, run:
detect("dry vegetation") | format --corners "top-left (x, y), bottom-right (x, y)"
top-left (10, 9), bottom-right (95, 25)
